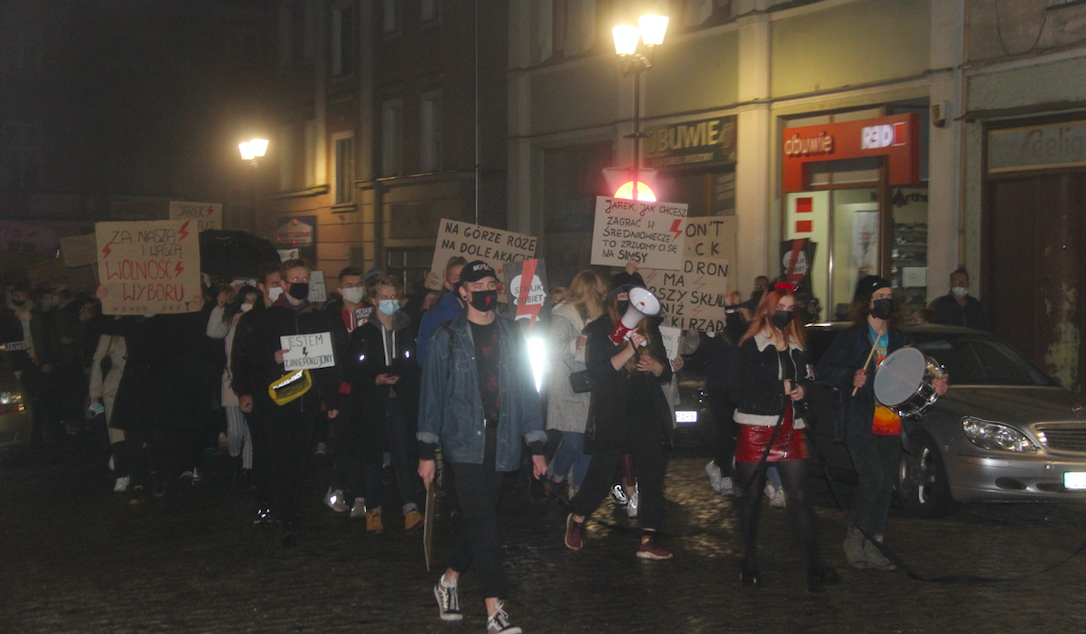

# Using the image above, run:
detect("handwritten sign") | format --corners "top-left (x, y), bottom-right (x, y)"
top-left (169, 201), bottom-right (222, 232)
top-left (280, 332), bottom-right (336, 370)
top-left (684, 217), bottom-right (736, 265)
top-left (643, 256), bottom-right (730, 332)
top-left (95, 220), bottom-right (202, 315)
top-left (277, 248), bottom-right (299, 262)
top-left (0, 221), bottom-right (57, 253)
top-left (307, 271), bottom-right (327, 303)
top-left (505, 259), bottom-right (548, 329)
top-left (591, 197), bottom-right (687, 270)
top-left (60, 234), bottom-right (98, 267)
top-left (25, 258), bottom-right (68, 287)
top-left (659, 326), bottom-right (681, 362)
top-left (430, 219), bottom-right (537, 294)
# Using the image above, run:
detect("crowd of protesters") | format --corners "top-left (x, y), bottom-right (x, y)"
top-left (0, 253), bottom-right (984, 633)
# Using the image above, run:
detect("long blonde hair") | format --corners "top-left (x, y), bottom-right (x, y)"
top-left (562, 269), bottom-right (605, 322)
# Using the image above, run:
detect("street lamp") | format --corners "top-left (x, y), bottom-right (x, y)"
top-left (612, 11), bottom-right (668, 202)
top-left (238, 138), bottom-right (268, 167)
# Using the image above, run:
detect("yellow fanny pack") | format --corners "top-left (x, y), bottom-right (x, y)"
top-left (268, 369), bottom-right (312, 406)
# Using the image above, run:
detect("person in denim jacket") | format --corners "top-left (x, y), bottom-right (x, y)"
top-left (417, 260), bottom-right (546, 634)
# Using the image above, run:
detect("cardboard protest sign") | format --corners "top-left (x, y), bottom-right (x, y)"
top-left (66, 264), bottom-right (99, 293)
top-left (307, 270), bottom-right (327, 303)
top-left (590, 197), bottom-right (687, 271)
top-left (60, 234), bottom-right (98, 267)
top-left (25, 258), bottom-right (68, 287)
top-left (0, 221), bottom-right (57, 253)
top-left (684, 217), bottom-right (736, 266)
top-left (95, 220), bottom-right (202, 315)
top-left (277, 248), bottom-right (299, 262)
top-left (280, 332), bottom-right (336, 371)
top-left (169, 201), bottom-right (222, 232)
top-left (430, 219), bottom-right (537, 297)
top-left (659, 326), bottom-right (681, 362)
top-left (504, 259), bottom-right (548, 329)
top-left (642, 255), bottom-right (730, 332)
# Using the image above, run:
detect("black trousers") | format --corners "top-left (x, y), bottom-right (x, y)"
top-left (259, 399), bottom-right (318, 524)
top-left (706, 389), bottom-right (737, 476)
top-left (570, 443), bottom-right (668, 531)
top-left (245, 411), bottom-right (273, 509)
top-left (124, 426), bottom-right (166, 488)
top-left (444, 421), bottom-right (508, 599)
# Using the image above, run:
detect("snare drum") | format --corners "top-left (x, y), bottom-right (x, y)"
top-left (873, 347), bottom-right (946, 419)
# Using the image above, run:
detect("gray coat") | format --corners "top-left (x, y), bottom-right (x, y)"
top-left (546, 303), bottom-right (591, 433)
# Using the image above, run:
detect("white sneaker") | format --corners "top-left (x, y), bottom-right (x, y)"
top-left (627, 487), bottom-right (639, 518)
top-left (486, 600), bottom-right (521, 634)
top-left (324, 488), bottom-right (349, 513)
top-left (217, 432), bottom-right (229, 449)
top-left (350, 497), bottom-right (366, 519)
top-left (108, 455), bottom-right (115, 472)
top-left (719, 476), bottom-right (735, 497)
top-left (705, 460), bottom-right (723, 493)
top-left (765, 483), bottom-right (786, 508)
top-left (113, 476), bottom-right (130, 493)
top-left (315, 442), bottom-right (327, 456)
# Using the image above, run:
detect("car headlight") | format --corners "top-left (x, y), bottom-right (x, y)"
top-left (961, 416), bottom-right (1037, 452)
top-left (0, 391), bottom-right (24, 406)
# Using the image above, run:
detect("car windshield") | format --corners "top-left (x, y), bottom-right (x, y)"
top-left (910, 334), bottom-right (1058, 387)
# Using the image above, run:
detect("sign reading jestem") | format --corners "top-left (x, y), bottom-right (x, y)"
top-left (95, 220), bottom-right (202, 315)
top-left (169, 201), bottom-right (222, 232)
top-left (280, 332), bottom-right (336, 371)
top-left (591, 197), bottom-right (687, 271)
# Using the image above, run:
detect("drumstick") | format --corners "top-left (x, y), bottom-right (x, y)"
top-left (852, 324), bottom-right (884, 396)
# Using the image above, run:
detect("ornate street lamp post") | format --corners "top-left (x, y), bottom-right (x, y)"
top-left (612, 11), bottom-right (668, 202)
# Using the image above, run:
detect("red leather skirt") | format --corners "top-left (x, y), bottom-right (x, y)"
top-left (735, 403), bottom-right (808, 463)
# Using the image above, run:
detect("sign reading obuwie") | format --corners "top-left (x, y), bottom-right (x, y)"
top-left (430, 219), bottom-right (537, 296)
top-left (95, 220), bottom-right (202, 315)
top-left (590, 197), bottom-right (687, 271)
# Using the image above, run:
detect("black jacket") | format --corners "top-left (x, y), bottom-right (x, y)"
top-left (344, 313), bottom-right (419, 452)
top-left (584, 316), bottom-right (673, 453)
top-left (729, 333), bottom-right (813, 421)
top-left (815, 323), bottom-right (908, 440)
top-left (231, 299), bottom-right (340, 411)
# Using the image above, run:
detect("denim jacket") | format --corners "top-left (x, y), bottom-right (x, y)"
top-left (417, 312), bottom-right (546, 471)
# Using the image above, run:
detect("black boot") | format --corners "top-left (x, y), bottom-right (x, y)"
top-left (807, 562), bottom-right (840, 593)
top-left (739, 557), bottom-right (760, 586)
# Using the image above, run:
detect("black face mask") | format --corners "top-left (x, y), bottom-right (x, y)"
top-left (616, 300), bottom-right (630, 315)
top-left (468, 289), bottom-right (498, 312)
top-left (287, 282), bottom-right (310, 301)
top-left (871, 297), bottom-right (894, 320)
top-left (11, 299), bottom-right (25, 307)
top-left (772, 310), bottom-right (794, 330)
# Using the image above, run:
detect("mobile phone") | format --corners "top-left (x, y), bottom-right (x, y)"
top-left (784, 379), bottom-right (795, 393)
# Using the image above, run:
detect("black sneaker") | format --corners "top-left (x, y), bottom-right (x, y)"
top-left (433, 579), bottom-right (462, 621)
top-left (486, 601), bottom-right (521, 634)
top-left (150, 471), bottom-right (166, 498)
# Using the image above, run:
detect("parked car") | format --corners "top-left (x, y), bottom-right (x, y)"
top-left (678, 323), bottom-right (1086, 518)
top-left (0, 349), bottom-right (32, 462)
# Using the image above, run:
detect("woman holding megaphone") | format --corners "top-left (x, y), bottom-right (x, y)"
top-left (730, 282), bottom-right (839, 592)
top-left (563, 283), bottom-right (675, 560)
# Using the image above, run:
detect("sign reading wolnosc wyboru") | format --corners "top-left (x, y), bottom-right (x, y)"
top-left (95, 220), bottom-right (202, 315)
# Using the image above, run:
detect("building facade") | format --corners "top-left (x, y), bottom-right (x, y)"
top-left (508, 0), bottom-right (964, 319)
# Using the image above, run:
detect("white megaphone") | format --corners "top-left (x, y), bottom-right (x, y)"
top-left (609, 287), bottom-right (662, 344)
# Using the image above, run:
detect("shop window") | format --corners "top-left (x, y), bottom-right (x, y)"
top-left (386, 248), bottom-right (432, 294)
top-left (381, 99), bottom-right (403, 177)
top-left (890, 186), bottom-right (929, 317)
top-left (279, 123), bottom-right (296, 191)
top-left (420, 91), bottom-right (443, 173)
top-left (333, 133), bottom-right (354, 204)
top-left (542, 141), bottom-right (612, 287)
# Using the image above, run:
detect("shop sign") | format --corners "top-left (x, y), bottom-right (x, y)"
top-left (988, 122), bottom-right (1086, 173)
top-left (782, 113), bottom-right (920, 192)
top-left (643, 116), bottom-right (737, 170)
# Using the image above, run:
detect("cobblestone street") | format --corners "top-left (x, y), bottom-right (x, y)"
top-left (4, 430), bottom-right (1086, 633)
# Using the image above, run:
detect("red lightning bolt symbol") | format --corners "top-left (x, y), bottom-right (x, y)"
top-left (669, 219), bottom-right (683, 243)
top-left (178, 221), bottom-right (190, 241)
top-left (175, 261), bottom-right (184, 277)
top-left (102, 244), bottom-right (111, 258)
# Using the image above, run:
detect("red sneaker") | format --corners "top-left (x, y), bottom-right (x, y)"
top-left (636, 538), bottom-right (673, 560)
top-left (564, 514), bottom-right (585, 551)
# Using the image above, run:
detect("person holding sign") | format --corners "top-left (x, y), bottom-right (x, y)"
top-left (343, 276), bottom-right (423, 532)
top-left (417, 261), bottom-right (546, 634)
top-left (816, 276), bottom-right (946, 571)
top-left (563, 283), bottom-right (674, 560)
top-left (231, 260), bottom-right (340, 547)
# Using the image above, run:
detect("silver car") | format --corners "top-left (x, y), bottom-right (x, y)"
top-left (804, 324), bottom-right (1086, 518)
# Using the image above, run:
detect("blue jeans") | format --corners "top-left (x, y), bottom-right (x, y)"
top-left (547, 431), bottom-right (592, 489)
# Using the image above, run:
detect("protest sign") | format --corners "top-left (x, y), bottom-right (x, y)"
top-left (504, 259), bottom-right (548, 329)
top-left (308, 270), bottom-right (327, 303)
top-left (25, 258), bottom-right (68, 287)
top-left (60, 234), bottom-right (98, 267)
top-left (66, 264), bottom-right (99, 293)
top-left (169, 201), bottom-right (222, 232)
top-left (280, 332), bottom-right (336, 371)
top-left (430, 219), bottom-right (537, 296)
top-left (95, 220), bottom-right (202, 315)
top-left (780, 238), bottom-right (817, 289)
top-left (642, 255), bottom-right (730, 332)
top-left (659, 326), bottom-right (681, 362)
top-left (0, 221), bottom-right (57, 253)
top-left (590, 197), bottom-right (687, 271)
top-left (277, 248), bottom-right (299, 262)
top-left (683, 217), bottom-right (736, 265)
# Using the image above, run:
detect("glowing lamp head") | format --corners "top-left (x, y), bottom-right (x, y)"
top-left (612, 25), bottom-right (641, 56)
top-left (638, 14), bottom-right (668, 46)
top-left (239, 138), bottom-right (269, 161)
top-left (613, 181), bottom-right (657, 202)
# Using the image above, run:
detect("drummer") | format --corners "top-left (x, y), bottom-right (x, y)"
top-left (815, 276), bottom-right (946, 571)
